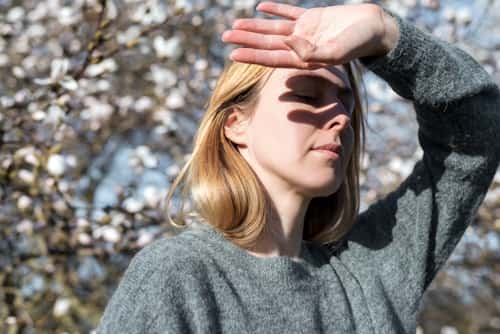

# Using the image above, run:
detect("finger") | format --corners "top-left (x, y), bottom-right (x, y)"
top-left (256, 1), bottom-right (306, 20)
top-left (232, 18), bottom-right (295, 36)
top-left (230, 48), bottom-right (326, 70)
top-left (222, 30), bottom-right (290, 50)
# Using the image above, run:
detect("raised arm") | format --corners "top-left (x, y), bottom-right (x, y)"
top-left (336, 4), bottom-right (500, 318)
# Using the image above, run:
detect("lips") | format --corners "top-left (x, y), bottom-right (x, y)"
top-left (312, 143), bottom-right (342, 154)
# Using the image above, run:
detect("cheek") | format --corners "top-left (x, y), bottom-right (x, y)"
top-left (252, 110), bottom-right (311, 161)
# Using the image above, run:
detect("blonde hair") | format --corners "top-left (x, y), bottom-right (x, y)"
top-left (165, 59), bottom-right (367, 251)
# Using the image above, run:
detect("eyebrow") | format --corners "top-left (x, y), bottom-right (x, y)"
top-left (287, 72), bottom-right (353, 94)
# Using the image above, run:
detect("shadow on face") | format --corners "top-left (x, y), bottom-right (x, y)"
top-left (273, 65), bottom-right (354, 128)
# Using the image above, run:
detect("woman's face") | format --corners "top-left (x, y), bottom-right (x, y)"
top-left (230, 65), bottom-right (355, 199)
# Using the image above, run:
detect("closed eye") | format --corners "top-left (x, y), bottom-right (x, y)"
top-left (294, 94), bottom-right (317, 102)
top-left (295, 93), bottom-right (349, 110)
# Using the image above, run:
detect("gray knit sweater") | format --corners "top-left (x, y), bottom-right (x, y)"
top-left (95, 8), bottom-right (500, 334)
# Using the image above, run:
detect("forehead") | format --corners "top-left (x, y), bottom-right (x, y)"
top-left (269, 64), bottom-right (351, 88)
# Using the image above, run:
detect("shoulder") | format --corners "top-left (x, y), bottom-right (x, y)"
top-left (108, 229), bottom-right (208, 302)
top-left (95, 230), bottom-right (204, 333)
top-left (128, 229), bottom-right (206, 279)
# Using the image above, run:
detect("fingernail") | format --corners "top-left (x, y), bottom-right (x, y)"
top-left (230, 50), bottom-right (239, 60)
top-left (221, 31), bottom-right (229, 41)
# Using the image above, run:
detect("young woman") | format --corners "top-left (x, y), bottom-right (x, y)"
top-left (96, 2), bottom-right (500, 333)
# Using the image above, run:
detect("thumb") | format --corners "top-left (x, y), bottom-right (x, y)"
top-left (284, 35), bottom-right (340, 64)
top-left (283, 35), bottom-right (316, 61)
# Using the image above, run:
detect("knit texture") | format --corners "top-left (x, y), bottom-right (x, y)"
top-left (95, 7), bottom-right (500, 334)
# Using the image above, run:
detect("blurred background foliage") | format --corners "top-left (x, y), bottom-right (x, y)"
top-left (0, 0), bottom-right (499, 333)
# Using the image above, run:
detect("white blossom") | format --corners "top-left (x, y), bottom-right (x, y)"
top-left (153, 36), bottom-right (182, 60)
top-left (93, 225), bottom-right (121, 243)
top-left (123, 197), bottom-right (144, 213)
top-left (18, 169), bottom-right (35, 184)
top-left (33, 58), bottom-right (78, 91)
top-left (47, 154), bottom-right (66, 176)
top-left (53, 298), bottom-right (72, 317)
top-left (165, 88), bottom-right (185, 109)
top-left (78, 233), bottom-right (92, 246)
top-left (7, 7), bottom-right (25, 23)
top-left (17, 196), bottom-right (32, 211)
top-left (85, 59), bottom-right (118, 77)
top-left (143, 186), bottom-right (162, 208)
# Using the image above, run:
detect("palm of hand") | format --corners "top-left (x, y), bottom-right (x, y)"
top-left (221, 2), bottom-right (391, 69)
top-left (293, 7), bottom-right (355, 45)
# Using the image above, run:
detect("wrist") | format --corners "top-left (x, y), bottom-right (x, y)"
top-left (379, 9), bottom-right (400, 56)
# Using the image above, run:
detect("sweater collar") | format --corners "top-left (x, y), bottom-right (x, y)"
top-left (183, 221), bottom-right (320, 286)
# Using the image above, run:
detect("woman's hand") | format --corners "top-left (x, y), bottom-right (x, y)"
top-left (221, 1), bottom-right (400, 69)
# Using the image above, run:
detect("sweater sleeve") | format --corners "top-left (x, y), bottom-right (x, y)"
top-left (94, 239), bottom-right (192, 334)
top-left (335, 6), bottom-right (500, 311)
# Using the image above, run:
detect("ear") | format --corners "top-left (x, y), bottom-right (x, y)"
top-left (224, 107), bottom-right (249, 148)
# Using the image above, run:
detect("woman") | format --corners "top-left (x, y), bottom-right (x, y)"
top-left (96, 2), bottom-right (500, 333)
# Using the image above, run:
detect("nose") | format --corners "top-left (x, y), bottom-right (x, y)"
top-left (325, 113), bottom-right (351, 131)
top-left (322, 103), bottom-right (351, 133)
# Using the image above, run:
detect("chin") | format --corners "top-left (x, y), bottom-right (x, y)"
top-left (303, 179), bottom-right (341, 198)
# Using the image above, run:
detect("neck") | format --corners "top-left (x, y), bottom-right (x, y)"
top-left (246, 190), bottom-right (311, 259)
